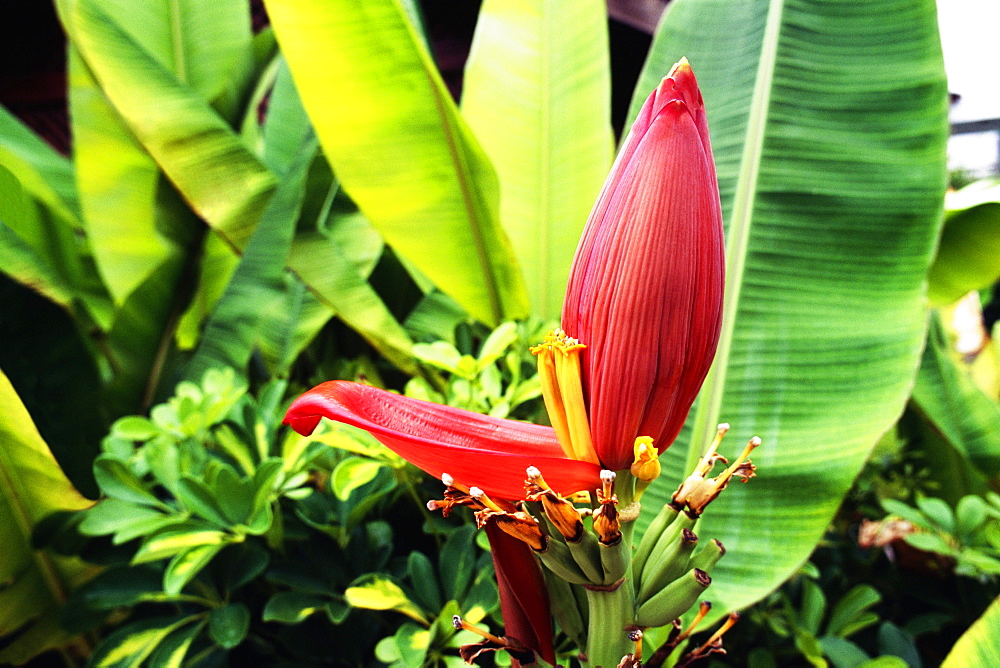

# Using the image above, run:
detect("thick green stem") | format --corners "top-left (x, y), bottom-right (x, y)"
top-left (584, 505), bottom-right (637, 668)
top-left (583, 578), bottom-right (635, 667)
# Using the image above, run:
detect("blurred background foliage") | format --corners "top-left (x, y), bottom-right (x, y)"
top-left (0, 0), bottom-right (998, 666)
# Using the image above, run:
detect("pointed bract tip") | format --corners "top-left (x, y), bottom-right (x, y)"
top-left (667, 56), bottom-right (692, 77)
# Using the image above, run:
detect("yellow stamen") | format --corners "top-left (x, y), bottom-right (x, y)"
top-left (683, 436), bottom-right (762, 516)
top-left (531, 330), bottom-right (600, 465)
top-left (672, 424), bottom-right (730, 507)
top-left (525, 466), bottom-right (550, 490)
top-left (721, 436), bottom-right (761, 481)
top-left (469, 487), bottom-right (505, 514)
top-left (694, 612), bottom-right (740, 655)
top-left (674, 601), bottom-right (712, 645)
top-left (532, 342), bottom-right (576, 460)
top-left (593, 471), bottom-right (621, 544)
top-left (525, 467), bottom-right (585, 542)
top-left (600, 470), bottom-right (616, 499)
top-left (698, 423), bottom-right (731, 475)
top-left (630, 436), bottom-right (660, 482)
top-left (453, 615), bottom-right (505, 645)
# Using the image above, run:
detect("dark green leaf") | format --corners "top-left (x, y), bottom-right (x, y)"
top-left (407, 551), bottom-right (442, 612)
top-left (208, 603), bottom-right (250, 649)
top-left (184, 134), bottom-right (316, 382)
top-left (439, 525), bottom-right (476, 602)
top-left (819, 636), bottom-right (870, 668)
top-left (798, 578), bottom-right (826, 636)
top-left (882, 499), bottom-right (935, 531)
top-left (176, 477), bottom-right (230, 526)
top-left (262, 592), bottom-right (329, 624)
top-left (956, 495), bottom-right (989, 537)
top-left (877, 621), bottom-right (922, 668)
top-left (915, 497), bottom-right (955, 533)
top-left (93, 457), bottom-right (161, 507)
top-left (147, 621), bottom-right (206, 668)
top-left (79, 499), bottom-right (166, 537)
top-left (825, 585), bottom-right (881, 638)
top-left (911, 314), bottom-right (1000, 478)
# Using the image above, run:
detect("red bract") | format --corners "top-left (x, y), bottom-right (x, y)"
top-left (284, 381), bottom-right (602, 498)
top-left (562, 59), bottom-right (724, 470)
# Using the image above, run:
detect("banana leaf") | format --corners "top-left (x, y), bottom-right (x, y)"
top-left (928, 180), bottom-right (1000, 306)
top-left (263, 0), bottom-right (529, 326)
top-left (941, 595), bottom-right (1000, 667)
top-left (462, 0), bottom-right (613, 319)
top-left (0, 370), bottom-right (96, 665)
top-left (632, 0), bottom-right (948, 615)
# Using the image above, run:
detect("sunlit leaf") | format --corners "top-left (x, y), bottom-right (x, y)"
top-left (0, 371), bottom-right (96, 664)
top-left (633, 0), bottom-right (948, 616)
top-left (928, 181), bottom-right (1000, 306)
top-left (264, 0), bottom-right (529, 325)
top-left (344, 576), bottom-right (428, 625)
top-left (462, 0), bottom-right (612, 319)
top-left (941, 596), bottom-right (1000, 667)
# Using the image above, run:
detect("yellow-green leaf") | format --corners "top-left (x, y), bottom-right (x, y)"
top-left (462, 0), bottom-right (612, 319)
top-left (264, 0), bottom-right (529, 325)
top-left (0, 370), bottom-right (96, 664)
top-left (345, 577), bottom-right (428, 625)
top-left (942, 596), bottom-right (1000, 667)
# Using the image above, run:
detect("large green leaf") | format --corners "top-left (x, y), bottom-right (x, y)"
top-left (941, 595), bottom-right (1000, 667)
top-left (462, 0), bottom-right (612, 319)
top-left (927, 181), bottom-right (1000, 306)
top-left (62, 0), bottom-right (276, 253)
top-left (0, 370), bottom-right (96, 664)
top-left (184, 137), bottom-right (315, 382)
top-left (0, 165), bottom-right (74, 308)
top-left (632, 0), bottom-right (947, 614)
top-left (261, 62), bottom-right (416, 373)
top-left (912, 313), bottom-right (1000, 479)
top-left (263, 0), bottom-right (529, 326)
top-left (64, 42), bottom-right (178, 305)
top-left (0, 108), bottom-right (111, 327)
top-left (0, 105), bottom-right (79, 224)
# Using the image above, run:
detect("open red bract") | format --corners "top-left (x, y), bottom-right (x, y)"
top-left (284, 381), bottom-right (602, 498)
